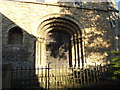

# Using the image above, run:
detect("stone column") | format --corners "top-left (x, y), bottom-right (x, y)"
top-left (35, 37), bottom-right (46, 68)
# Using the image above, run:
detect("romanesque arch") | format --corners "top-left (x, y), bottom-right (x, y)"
top-left (8, 27), bottom-right (23, 45)
top-left (36, 16), bottom-right (84, 68)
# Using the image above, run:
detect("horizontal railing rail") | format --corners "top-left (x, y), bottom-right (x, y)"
top-left (10, 64), bottom-right (109, 89)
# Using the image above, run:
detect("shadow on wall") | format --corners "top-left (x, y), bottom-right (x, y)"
top-left (1, 13), bottom-right (44, 89)
top-left (2, 64), bottom-right (12, 89)
top-left (1, 1), bottom-right (119, 88)
top-left (46, 30), bottom-right (71, 59)
top-left (2, 13), bottom-right (36, 67)
top-left (59, 2), bottom-right (118, 65)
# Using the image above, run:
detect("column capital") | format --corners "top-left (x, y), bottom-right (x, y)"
top-left (37, 37), bottom-right (44, 43)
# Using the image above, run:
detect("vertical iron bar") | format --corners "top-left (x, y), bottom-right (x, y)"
top-left (80, 69), bottom-right (83, 86)
top-left (15, 66), bottom-right (18, 88)
top-left (76, 67), bottom-right (78, 84)
top-left (91, 69), bottom-right (93, 84)
top-left (83, 68), bottom-right (86, 85)
top-left (25, 66), bottom-right (27, 88)
top-left (41, 66), bottom-right (43, 88)
top-left (28, 66), bottom-right (31, 88)
top-left (20, 66), bottom-right (22, 84)
top-left (94, 67), bottom-right (96, 83)
top-left (86, 69), bottom-right (89, 86)
top-left (62, 64), bottom-right (64, 88)
top-left (59, 64), bottom-right (61, 88)
top-left (10, 67), bottom-right (13, 88)
top-left (38, 66), bottom-right (40, 89)
top-left (45, 66), bottom-right (47, 89)
top-left (80, 69), bottom-right (82, 86)
top-left (72, 67), bottom-right (74, 88)
top-left (97, 66), bottom-right (99, 83)
top-left (65, 64), bottom-right (69, 86)
top-left (55, 64), bottom-right (57, 88)
top-left (48, 62), bottom-right (51, 90)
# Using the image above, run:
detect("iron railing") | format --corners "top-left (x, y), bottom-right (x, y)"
top-left (10, 64), bottom-right (108, 89)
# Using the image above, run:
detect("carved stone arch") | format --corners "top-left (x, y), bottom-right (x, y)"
top-left (36, 14), bottom-right (82, 36)
top-left (44, 28), bottom-right (73, 37)
top-left (36, 14), bottom-right (84, 68)
top-left (37, 17), bottom-right (82, 34)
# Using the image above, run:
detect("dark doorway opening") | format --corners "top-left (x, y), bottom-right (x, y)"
top-left (46, 30), bottom-right (72, 68)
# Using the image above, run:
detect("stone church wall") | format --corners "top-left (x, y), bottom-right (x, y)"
top-left (0, 1), bottom-right (119, 67)
top-left (2, 14), bottom-right (36, 67)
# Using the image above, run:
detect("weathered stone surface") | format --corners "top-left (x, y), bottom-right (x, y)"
top-left (0, 1), bottom-right (119, 67)
top-left (2, 14), bottom-right (36, 67)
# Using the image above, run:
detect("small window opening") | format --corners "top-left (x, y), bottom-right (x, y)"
top-left (8, 27), bottom-right (23, 45)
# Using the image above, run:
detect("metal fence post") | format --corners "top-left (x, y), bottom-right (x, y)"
top-left (47, 62), bottom-right (51, 90)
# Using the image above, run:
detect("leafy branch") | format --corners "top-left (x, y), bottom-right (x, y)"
top-left (108, 51), bottom-right (120, 80)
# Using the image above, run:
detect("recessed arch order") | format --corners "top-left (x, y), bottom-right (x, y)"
top-left (36, 15), bottom-right (84, 68)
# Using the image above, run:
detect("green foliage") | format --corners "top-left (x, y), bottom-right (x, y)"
top-left (109, 51), bottom-right (120, 54)
top-left (114, 70), bottom-right (120, 75)
top-left (112, 57), bottom-right (120, 61)
top-left (108, 51), bottom-right (120, 80)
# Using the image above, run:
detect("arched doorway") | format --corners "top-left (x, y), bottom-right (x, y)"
top-left (36, 17), bottom-right (84, 68)
top-left (46, 30), bottom-right (72, 67)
